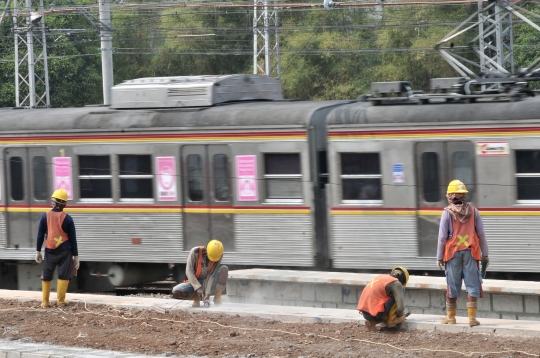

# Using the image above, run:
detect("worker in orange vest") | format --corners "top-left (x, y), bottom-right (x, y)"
top-left (172, 240), bottom-right (228, 307)
top-left (357, 266), bottom-right (409, 330)
top-left (35, 189), bottom-right (79, 308)
top-left (437, 180), bottom-right (489, 327)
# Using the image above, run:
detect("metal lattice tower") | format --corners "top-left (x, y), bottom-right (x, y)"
top-left (436, 0), bottom-right (540, 77)
top-left (12, 0), bottom-right (50, 108)
top-left (253, 0), bottom-right (280, 77)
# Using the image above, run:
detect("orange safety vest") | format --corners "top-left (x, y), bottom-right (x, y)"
top-left (443, 206), bottom-right (482, 262)
top-left (357, 275), bottom-right (398, 317)
top-left (45, 211), bottom-right (69, 250)
top-left (184, 246), bottom-right (215, 282)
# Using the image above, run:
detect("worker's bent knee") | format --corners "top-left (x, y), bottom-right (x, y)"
top-left (172, 290), bottom-right (190, 299)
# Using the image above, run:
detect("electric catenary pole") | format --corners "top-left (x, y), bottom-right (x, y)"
top-left (253, 0), bottom-right (280, 77)
top-left (99, 0), bottom-right (114, 105)
top-left (12, 0), bottom-right (50, 108)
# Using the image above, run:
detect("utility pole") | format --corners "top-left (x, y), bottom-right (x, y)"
top-left (99, 0), bottom-right (114, 105)
top-left (12, 0), bottom-right (50, 108)
top-left (253, 0), bottom-right (280, 77)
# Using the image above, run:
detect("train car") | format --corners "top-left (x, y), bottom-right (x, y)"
top-left (326, 94), bottom-right (540, 276)
top-left (0, 74), bottom-right (346, 291)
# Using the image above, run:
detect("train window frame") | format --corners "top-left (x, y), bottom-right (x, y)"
top-left (515, 150), bottom-right (540, 202)
top-left (187, 154), bottom-right (204, 202)
top-left (118, 154), bottom-right (154, 203)
top-left (78, 155), bottom-right (113, 203)
top-left (32, 156), bottom-right (49, 201)
top-left (340, 152), bottom-right (383, 205)
top-left (9, 156), bottom-right (24, 201)
top-left (263, 153), bottom-right (303, 204)
top-left (213, 154), bottom-right (230, 202)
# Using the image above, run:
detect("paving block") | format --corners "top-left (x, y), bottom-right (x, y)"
top-left (518, 315), bottom-right (540, 321)
top-left (22, 354), bottom-right (51, 358)
top-left (429, 290), bottom-right (446, 309)
top-left (226, 281), bottom-right (237, 296)
top-left (0, 352), bottom-right (6, 358)
top-left (405, 290), bottom-right (430, 309)
top-left (502, 314), bottom-right (517, 320)
top-left (275, 283), bottom-right (302, 300)
top-left (7, 352), bottom-right (21, 358)
top-left (315, 285), bottom-right (342, 303)
top-left (321, 302), bottom-right (337, 309)
top-left (236, 281), bottom-right (274, 299)
top-left (476, 311), bottom-right (501, 319)
top-left (524, 296), bottom-right (540, 314)
top-left (492, 294), bottom-right (524, 313)
top-left (301, 284), bottom-right (315, 302)
top-left (423, 307), bottom-right (446, 316)
top-left (342, 286), bottom-right (357, 304)
top-left (477, 294), bottom-right (491, 312)
top-left (336, 302), bottom-right (357, 310)
top-left (282, 300), bottom-right (297, 307)
top-left (409, 308), bottom-right (424, 315)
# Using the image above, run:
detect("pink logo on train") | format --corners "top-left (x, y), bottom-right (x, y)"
top-left (236, 155), bottom-right (258, 201)
top-left (53, 157), bottom-right (73, 200)
top-left (156, 157), bottom-right (177, 201)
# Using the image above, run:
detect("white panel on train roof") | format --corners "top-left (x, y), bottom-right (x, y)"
top-left (111, 74), bottom-right (284, 109)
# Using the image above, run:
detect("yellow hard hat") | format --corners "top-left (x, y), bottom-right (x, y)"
top-left (207, 240), bottom-right (224, 262)
top-left (447, 180), bottom-right (468, 194)
top-left (51, 189), bottom-right (68, 203)
top-left (391, 266), bottom-right (409, 287)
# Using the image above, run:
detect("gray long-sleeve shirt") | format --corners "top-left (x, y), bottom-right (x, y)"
top-left (386, 281), bottom-right (405, 317)
top-left (436, 208), bottom-right (489, 260)
top-left (185, 246), bottom-right (222, 296)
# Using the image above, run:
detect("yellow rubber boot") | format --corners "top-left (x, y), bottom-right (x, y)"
top-left (384, 304), bottom-right (406, 328)
top-left (467, 302), bottom-right (480, 327)
top-left (188, 293), bottom-right (200, 307)
top-left (41, 280), bottom-right (51, 308)
top-left (440, 302), bottom-right (457, 324)
top-left (214, 289), bottom-right (223, 305)
top-left (56, 279), bottom-right (70, 306)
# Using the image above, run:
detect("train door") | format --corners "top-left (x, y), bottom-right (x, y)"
top-left (416, 141), bottom-right (476, 257)
top-left (4, 147), bottom-right (49, 249)
top-left (181, 145), bottom-right (234, 251)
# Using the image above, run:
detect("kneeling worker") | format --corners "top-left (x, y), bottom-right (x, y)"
top-left (357, 266), bottom-right (409, 330)
top-left (172, 240), bottom-right (228, 307)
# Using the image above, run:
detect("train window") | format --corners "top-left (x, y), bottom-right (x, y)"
top-left (10, 157), bottom-right (24, 201)
top-left (264, 153), bottom-right (302, 202)
top-left (451, 151), bottom-right (474, 201)
top-left (79, 156), bottom-right (112, 199)
top-left (119, 155), bottom-right (153, 199)
top-left (341, 153), bottom-right (382, 202)
top-left (213, 154), bottom-right (229, 201)
top-left (33, 156), bottom-right (49, 201)
top-left (422, 152), bottom-right (440, 202)
top-left (516, 150), bottom-right (540, 200)
top-left (188, 154), bottom-right (203, 201)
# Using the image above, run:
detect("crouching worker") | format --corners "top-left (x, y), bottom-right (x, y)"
top-left (172, 240), bottom-right (228, 307)
top-left (357, 266), bottom-right (409, 330)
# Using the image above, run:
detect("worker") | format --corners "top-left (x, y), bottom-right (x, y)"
top-left (35, 189), bottom-right (79, 308)
top-left (357, 266), bottom-right (409, 330)
top-left (437, 180), bottom-right (489, 327)
top-left (172, 239), bottom-right (228, 307)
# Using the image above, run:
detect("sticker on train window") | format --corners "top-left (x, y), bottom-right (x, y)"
top-left (476, 142), bottom-right (509, 156)
top-left (53, 157), bottom-right (73, 200)
top-left (156, 157), bottom-right (177, 201)
top-left (236, 155), bottom-right (258, 201)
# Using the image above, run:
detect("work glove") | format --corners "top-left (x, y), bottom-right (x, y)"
top-left (196, 287), bottom-right (204, 299)
top-left (35, 252), bottom-right (43, 263)
top-left (437, 260), bottom-right (444, 270)
top-left (73, 256), bottom-right (80, 270)
top-left (481, 256), bottom-right (489, 269)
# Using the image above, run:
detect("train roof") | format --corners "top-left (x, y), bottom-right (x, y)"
top-left (327, 96), bottom-right (540, 126)
top-left (0, 100), bottom-right (345, 134)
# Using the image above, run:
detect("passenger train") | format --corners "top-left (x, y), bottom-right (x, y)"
top-left (1, 74), bottom-right (539, 291)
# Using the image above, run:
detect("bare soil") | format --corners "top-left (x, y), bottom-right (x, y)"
top-left (1, 299), bottom-right (539, 357)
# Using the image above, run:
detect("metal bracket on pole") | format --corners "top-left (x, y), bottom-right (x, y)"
top-left (435, 0), bottom-right (540, 77)
top-left (253, 0), bottom-right (280, 77)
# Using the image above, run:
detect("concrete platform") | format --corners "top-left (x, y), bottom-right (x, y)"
top-left (227, 269), bottom-right (540, 320)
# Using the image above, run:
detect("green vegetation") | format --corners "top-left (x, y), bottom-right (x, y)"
top-left (1, 1), bottom-right (539, 107)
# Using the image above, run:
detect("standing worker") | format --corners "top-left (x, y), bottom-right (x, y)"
top-left (35, 189), bottom-right (79, 308)
top-left (357, 266), bottom-right (409, 330)
top-left (437, 180), bottom-right (489, 327)
top-left (172, 239), bottom-right (228, 307)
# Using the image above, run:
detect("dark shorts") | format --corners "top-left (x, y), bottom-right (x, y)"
top-left (41, 249), bottom-right (73, 281)
top-left (361, 295), bottom-right (396, 322)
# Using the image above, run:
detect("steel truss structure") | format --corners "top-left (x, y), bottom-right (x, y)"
top-left (436, 0), bottom-right (540, 78)
top-left (253, 0), bottom-right (280, 77)
top-left (12, 0), bottom-right (50, 108)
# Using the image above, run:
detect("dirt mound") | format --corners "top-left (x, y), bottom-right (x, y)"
top-left (1, 299), bottom-right (539, 357)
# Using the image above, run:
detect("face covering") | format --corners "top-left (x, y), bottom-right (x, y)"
top-left (445, 193), bottom-right (472, 223)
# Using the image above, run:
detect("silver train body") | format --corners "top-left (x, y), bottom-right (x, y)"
top-left (1, 75), bottom-right (539, 290)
